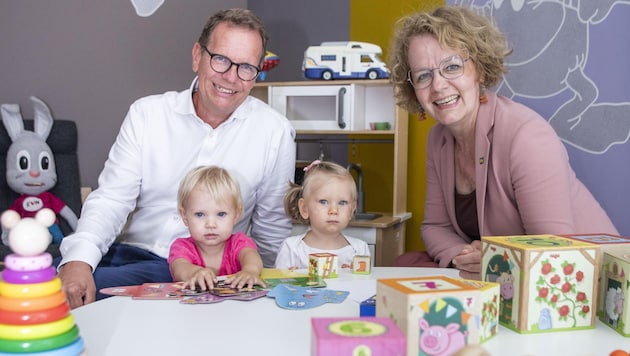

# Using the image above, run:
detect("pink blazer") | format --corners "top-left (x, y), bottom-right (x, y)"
top-left (421, 91), bottom-right (618, 267)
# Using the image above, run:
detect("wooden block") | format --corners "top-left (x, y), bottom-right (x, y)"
top-left (376, 276), bottom-right (499, 356)
top-left (482, 234), bottom-right (600, 333)
top-left (311, 317), bottom-right (405, 356)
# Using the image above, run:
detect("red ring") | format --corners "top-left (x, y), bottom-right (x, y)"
top-left (0, 302), bottom-right (70, 325)
top-left (2, 266), bottom-right (56, 284)
top-left (0, 290), bottom-right (66, 312)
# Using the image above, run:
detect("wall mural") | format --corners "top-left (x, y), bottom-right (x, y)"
top-left (130, 0), bottom-right (164, 17)
top-left (447, 0), bottom-right (630, 234)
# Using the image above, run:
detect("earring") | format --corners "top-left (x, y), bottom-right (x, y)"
top-left (479, 86), bottom-right (488, 103)
top-left (419, 106), bottom-right (426, 121)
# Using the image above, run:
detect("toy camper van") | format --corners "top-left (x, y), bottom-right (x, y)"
top-left (302, 41), bottom-right (390, 80)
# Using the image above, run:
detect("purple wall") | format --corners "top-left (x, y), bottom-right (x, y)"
top-left (447, 1), bottom-right (630, 235)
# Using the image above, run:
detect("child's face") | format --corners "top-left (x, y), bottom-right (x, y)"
top-left (180, 185), bottom-right (240, 248)
top-left (299, 175), bottom-right (356, 236)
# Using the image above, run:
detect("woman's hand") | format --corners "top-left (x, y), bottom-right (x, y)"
top-left (452, 240), bottom-right (482, 280)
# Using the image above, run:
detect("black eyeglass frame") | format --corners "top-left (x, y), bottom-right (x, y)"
top-left (201, 45), bottom-right (261, 81)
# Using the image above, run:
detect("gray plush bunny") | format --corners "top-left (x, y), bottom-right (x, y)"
top-left (1, 96), bottom-right (78, 246)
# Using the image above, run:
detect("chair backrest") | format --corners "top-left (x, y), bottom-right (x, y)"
top-left (0, 119), bottom-right (82, 234)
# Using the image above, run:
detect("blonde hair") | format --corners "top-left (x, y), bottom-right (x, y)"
top-left (178, 166), bottom-right (243, 214)
top-left (388, 5), bottom-right (512, 113)
top-left (284, 161), bottom-right (357, 224)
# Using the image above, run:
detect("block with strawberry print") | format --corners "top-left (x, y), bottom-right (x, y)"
top-left (560, 234), bottom-right (630, 299)
top-left (375, 276), bottom-right (500, 356)
top-left (482, 234), bottom-right (600, 333)
top-left (598, 245), bottom-right (630, 336)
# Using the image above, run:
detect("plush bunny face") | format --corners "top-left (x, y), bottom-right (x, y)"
top-left (6, 131), bottom-right (58, 196)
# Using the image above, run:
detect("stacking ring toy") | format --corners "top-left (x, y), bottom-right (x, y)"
top-left (2, 266), bottom-right (56, 284)
top-left (0, 325), bottom-right (79, 353)
top-left (3, 253), bottom-right (52, 272)
top-left (0, 302), bottom-right (70, 325)
top-left (0, 314), bottom-right (74, 340)
top-left (0, 277), bottom-right (61, 298)
top-left (0, 290), bottom-right (66, 312)
top-left (0, 337), bottom-right (84, 356)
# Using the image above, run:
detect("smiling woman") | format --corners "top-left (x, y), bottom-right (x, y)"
top-left (388, 5), bottom-right (618, 277)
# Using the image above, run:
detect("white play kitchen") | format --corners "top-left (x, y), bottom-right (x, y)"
top-left (252, 79), bottom-right (411, 266)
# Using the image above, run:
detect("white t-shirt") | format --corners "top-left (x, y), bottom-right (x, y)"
top-left (274, 231), bottom-right (371, 270)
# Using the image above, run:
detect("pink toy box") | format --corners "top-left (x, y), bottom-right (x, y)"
top-left (482, 234), bottom-right (600, 333)
top-left (376, 276), bottom-right (499, 356)
top-left (311, 317), bottom-right (405, 356)
top-left (598, 245), bottom-right (630, 336)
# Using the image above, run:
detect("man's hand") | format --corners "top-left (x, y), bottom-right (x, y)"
top-left (58, 261), bottom-right (96, 309)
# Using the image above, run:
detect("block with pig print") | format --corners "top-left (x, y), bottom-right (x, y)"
top-left (376, 276), bottom-right (500, 356)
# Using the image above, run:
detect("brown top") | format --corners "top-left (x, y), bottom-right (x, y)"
top-left (455, 190), bottom-right (480, 240)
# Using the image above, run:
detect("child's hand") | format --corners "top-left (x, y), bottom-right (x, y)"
top-left (225, 270), bottom-right (266, 290)
top-left (183, 267), bottom-right (217, 291)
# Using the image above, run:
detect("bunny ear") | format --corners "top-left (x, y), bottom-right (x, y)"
top-left (1, 103), bottom-right (25, 142)
top-left (30, 96), bottom-right (53, 140)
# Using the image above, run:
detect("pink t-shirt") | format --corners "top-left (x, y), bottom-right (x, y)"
top-left (167, 231), bottom-right (257, 278)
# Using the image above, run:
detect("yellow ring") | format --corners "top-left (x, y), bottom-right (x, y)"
top-left (0, 314), bottom-right (74, 340)
top-left (0, 290), bottom-right (66, 312)
top-left (0, 277), bottom-right (61, 298)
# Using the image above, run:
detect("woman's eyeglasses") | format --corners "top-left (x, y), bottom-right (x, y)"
top-left (408, 55), bottom-right (470, 89)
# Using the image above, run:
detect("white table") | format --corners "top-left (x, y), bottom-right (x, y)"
top-left (72, 268), bottom-right (630, 356)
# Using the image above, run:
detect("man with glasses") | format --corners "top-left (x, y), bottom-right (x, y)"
top-left (58, 8), bottom-right (296, 308)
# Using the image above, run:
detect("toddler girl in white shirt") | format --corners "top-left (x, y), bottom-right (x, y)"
top-left (274, 161), bottom-right (370, 270)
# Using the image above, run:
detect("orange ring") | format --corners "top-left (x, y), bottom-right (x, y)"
top-left (0, 290), bottom-right (66, 312)
top-left (0, 314), bottom-right (74, 340)
top-left (0, 302), bottom-right (70, 325)
top-left (0, 277), bottom-right (61, 298)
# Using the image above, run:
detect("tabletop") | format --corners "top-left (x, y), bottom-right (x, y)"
top-left (71, 267), bottom-right (630, 356)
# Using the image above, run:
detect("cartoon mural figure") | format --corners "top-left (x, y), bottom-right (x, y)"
top-left (605, 285), bottom-right (624, 328)
top-left (453, 0), bottom-right (630, 153)
top-left (418, 297), bottom-right (468, 356)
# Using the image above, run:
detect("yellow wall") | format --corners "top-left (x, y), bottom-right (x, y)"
top-left (350, 0), bottom-right (442, 253)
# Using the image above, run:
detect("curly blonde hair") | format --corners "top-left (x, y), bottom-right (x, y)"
top-left (388, 6), bottom-right (512, 114)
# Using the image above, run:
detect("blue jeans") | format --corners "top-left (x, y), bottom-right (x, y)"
top-left (56, 243), bottom-right (173, 301)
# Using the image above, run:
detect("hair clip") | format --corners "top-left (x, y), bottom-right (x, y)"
top-left (303, 160), bottom-right (322, 172)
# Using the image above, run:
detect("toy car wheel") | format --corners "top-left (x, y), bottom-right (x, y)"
top-left (322, 71), bottom-right (333, 80)
top-left (367, 70), bottom-right (379, 80)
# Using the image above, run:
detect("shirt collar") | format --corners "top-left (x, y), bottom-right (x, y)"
top-left (175, 76), bottom-right (252, 125)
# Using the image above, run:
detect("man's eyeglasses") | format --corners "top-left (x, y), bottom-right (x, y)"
top-left (201, 45), bottom-right (260, 81)
top-left (407, 55), bottom-right (470, 89)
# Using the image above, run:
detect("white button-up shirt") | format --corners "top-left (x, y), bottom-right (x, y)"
top-left (60, 77), bottom-right (296, 268)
